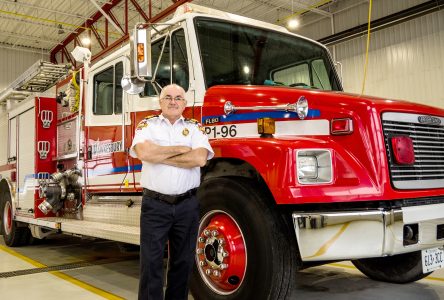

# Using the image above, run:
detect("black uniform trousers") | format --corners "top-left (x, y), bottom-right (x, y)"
top-left (138, 192), bottom-right (199, 300)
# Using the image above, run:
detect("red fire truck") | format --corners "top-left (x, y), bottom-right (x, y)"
top-left (1, 3), bottom-right (444, 299)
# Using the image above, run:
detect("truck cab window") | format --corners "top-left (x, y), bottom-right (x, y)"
top-left (115, 62), bottom-right (123, 114)
top-left (172, 29), bottom-right (189, 91)
top-left (311, 59), bottom-right (332, 90)
top-left (142, 29), bottom-right (189, 97)
top-left (273, 63), bottom-right (310, 87)
top-left (195, 18), bottom-right (341, 91)
top-left (272, 59), bottom-right (333, 90)
top-left (93, 62), bottom-right (123, 115)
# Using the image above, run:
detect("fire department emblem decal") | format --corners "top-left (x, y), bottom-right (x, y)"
top-left (182, 128), bottom-right (189, 136)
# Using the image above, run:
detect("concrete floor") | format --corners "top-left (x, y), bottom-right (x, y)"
top-left (1, 235), bottom-right (444, 300)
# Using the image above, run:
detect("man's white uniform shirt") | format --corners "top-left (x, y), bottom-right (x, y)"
top-left (130, 114), bottom-right (214, 195)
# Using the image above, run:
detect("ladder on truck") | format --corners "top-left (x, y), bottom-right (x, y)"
top-left (0, 60), bottom-right (70, 109)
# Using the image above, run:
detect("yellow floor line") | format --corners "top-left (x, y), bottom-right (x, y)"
top-left (0, 245), bottom-right (124, 299)
top-left (327, 262), bottom-right (444, 282)
top-left (0, 245), bottom-right (46, 268)
top-left (422, 276), bottom-right (444, 282)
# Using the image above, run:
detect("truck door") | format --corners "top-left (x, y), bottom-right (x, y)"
top-left (139, 28), bottom-right (193, 101)
top-left (130, 27), bottom-right (195, 189)
top-left (84, 59), bottom-right (134, 193)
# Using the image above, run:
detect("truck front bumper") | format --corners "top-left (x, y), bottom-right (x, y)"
top-left (293, 203), bottom-right (444, 261)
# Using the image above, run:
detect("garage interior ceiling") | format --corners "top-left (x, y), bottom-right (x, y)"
top-left (0, 0), bottom-right (339, 54)
top-left (0, 0), bottom-right (442, 62)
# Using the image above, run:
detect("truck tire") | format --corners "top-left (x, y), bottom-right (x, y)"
top-left (352, 251), bottom-right (431, 283)
top-left (1, 192), bottom-right (30, 247)
top-left (190, 177), bottom-right (298, 300)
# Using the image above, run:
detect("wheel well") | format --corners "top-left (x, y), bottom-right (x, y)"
top-left (202, 158), bottom-right (277, 208)
top-left (203, 158), bottom-right (262, 182)
top-left (0, 179), bottom-right (12, 200)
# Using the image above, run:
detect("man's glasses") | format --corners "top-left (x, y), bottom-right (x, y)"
top-left (162, 95), bottom-right (185, 102)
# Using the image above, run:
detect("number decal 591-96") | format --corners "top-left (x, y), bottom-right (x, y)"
top-left (204, 125), bottom-right (237, 138)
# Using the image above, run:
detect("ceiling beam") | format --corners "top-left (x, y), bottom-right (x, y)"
top-left (90, 24), bottom-right (106, 49)
top-left (107, 10), bottom-right (125, 34)
top-left (90, 0), bottom-right (192, 64)
top-left (62, 46), bottom-right (76, 68)
top-left (279, 0), bottom-right (334, 24)
top-left (88, 0), bottom-right (125, 35)
top-left (0, 43), bottom-right (50, 54)
top-left (291, 1), bottom-right (332, 17)
top-left (319, 0), bottom-right (444, 46)
top-left (50, 0), bottom-right (124, 63)
top-left (129, 0), bottom-right (150, 22)
top-left (0, 31), bottom-right (60, 45)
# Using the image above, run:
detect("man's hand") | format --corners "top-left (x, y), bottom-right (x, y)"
top-left (134, 140), bottom-right (191, 163)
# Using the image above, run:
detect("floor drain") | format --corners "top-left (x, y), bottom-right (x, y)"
top-left (0, 256), bottom-right (137, 278)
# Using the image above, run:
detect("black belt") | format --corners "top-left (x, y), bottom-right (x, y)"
top-left (143, 188), bottom-right (197, 205)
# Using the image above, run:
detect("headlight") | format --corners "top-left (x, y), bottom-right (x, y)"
top-left (297, 156), bottom-right (318, 179)
top-left (297, 149), bottom-right (332, 184)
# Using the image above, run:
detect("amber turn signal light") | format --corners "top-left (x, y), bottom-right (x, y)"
top-left (137, 43), bottom-right (145, 62)
top-left (257, 118), bottom-right (275, 137)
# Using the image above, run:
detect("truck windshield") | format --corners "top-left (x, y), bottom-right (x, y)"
top-left (194, 17), bottom-right (342, 91)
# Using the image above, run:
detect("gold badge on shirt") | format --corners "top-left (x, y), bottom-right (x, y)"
top-left (182, 128), bottom-right (189, 136)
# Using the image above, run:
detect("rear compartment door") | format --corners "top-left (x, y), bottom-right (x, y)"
top-left (16, 108), bottom-right (35, 211)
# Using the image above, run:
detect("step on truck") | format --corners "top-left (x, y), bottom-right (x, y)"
top-left (1, 3), bottom-right (444, 299)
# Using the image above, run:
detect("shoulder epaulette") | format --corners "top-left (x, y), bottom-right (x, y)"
top-left (144, 115), bottom-right (159, 120)
top-left (136, 115), bottom-right (158, 130)
top-left (184, 118), bottom-right (199, 124)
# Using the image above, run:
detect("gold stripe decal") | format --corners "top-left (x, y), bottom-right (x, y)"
top-left (0, 245), bottom-right (124, 300)
top-left (304, 222), bottom-right (351, 259)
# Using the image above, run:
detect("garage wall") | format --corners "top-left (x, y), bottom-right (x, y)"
top-left (336, 10), bottom-right (444, 109)
top-left (0, 47), bottom-right (48, 91)
top-left (297, 0), bottom-right (444, 109)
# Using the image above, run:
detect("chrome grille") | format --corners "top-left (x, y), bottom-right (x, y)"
top-left (382, 112), bottom-right (444, 189)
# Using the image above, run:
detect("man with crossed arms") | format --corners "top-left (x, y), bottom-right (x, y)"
top-left (130, 84), bottom-right (214, 300)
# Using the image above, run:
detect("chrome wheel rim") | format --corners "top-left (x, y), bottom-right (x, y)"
top-left (195, 210), bottom-right (247, 295)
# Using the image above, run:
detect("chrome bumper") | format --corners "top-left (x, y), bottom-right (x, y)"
top-left (292, 203), bottom-right (444, 261)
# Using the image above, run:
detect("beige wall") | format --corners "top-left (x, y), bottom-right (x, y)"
top-left (0, 47), bottom-right (49, 91)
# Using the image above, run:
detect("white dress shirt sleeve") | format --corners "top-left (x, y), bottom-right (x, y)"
top-left (129, 120), bottom-right (152, 158)
top-left (190, 125), bottom-right (214, 160)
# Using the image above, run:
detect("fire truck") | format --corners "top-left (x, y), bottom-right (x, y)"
top-left (1, 3), bottom-right (444, 299)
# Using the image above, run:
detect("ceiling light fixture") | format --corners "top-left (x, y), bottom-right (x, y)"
top-left (57, 24), bottom-right (65, 34)
top-left (288, 18), bottom-right (300, 29)
top-left (81, 37), bottom-right (91, 46)
top-left (287, 0), bottom-right (300, 30)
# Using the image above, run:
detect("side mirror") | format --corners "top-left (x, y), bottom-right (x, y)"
top-left (130, 24), bottom-right (152, 79)
top-left (122, 24), bottom-right (152, 95)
